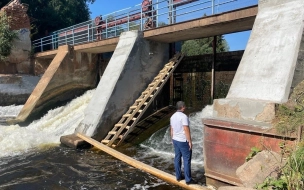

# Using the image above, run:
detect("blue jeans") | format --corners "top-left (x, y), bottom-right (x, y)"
top-left (173, 139), bottom-right (192, 182)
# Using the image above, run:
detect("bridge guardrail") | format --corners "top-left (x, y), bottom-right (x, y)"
top-left (32, 0), bottom-right (257, 52)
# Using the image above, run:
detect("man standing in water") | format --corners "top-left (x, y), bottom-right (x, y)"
top-left (170, 101), bottom-right (196, 185)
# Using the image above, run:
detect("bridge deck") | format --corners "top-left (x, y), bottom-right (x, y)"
top-left (35, 5), bottom-right (257, 58)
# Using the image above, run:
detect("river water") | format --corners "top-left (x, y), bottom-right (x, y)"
top-left (0, 89), bottom-right (209, 189)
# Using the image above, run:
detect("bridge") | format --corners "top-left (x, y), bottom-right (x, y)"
top-left (34, 0), bottom-right (257, 56)
top-left (11, 0), bottom-right (259, 127)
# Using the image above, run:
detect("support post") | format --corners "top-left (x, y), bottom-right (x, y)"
top-left (156, 0), bottom-right (159, 27)
top-left (211, 36), bottom-right (216, 103)
top-left (169, 0), bottom-right (173, 24)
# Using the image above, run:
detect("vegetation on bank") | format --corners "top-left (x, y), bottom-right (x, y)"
top-left (0, 12), bottom-right (18, 61)
top-left (257, 141), bottom-right (304, 190)
top-left (254, 81), bottom-right (304, 189)
top-left (273, 80), bottom-right (304, 135)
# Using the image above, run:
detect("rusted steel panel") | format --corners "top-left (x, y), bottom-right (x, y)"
top-left (203, 118), bottom-right (297, 188)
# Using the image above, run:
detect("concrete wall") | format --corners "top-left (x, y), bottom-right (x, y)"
top-left (227, 0), bottom-right (304, 103)
top-left (291, 31), bottom-right (304, 90)
top-left (75, 31), bottom-right (169, 141)
top-left (0, 75), bottom-right (40, 106)
top-left (9, 29), bottom-right (32, 74)
top-left (0, 0), bottom-right (32, 74)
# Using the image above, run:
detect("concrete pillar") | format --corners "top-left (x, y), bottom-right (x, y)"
top-left (73, 31), bottom-right (168, 142)
top-left (211, 0), bottom-right (304, 125)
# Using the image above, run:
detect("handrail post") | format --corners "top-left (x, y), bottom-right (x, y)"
top-left (140, 6), bottom-right (143, 31)
top-left (91, 22), bottom-right (93, 42)
top-left (152, 2), bottom-right (154, 26)
top-left (40, 38), bottom-right (43, 52)
top-left (156, 0), bottom-right (158, 27)
top-left (87, 24), bottom-right (90, 42)
top-left (106, 18), bottom-right (108, 39)
top-left (51, 35), bottom-right (54, 50)
top-left (169, 0), bottom-right (173, 24)
top-left (128, 12), bottom-right (130, 31)
top-left (72, 27), bottom-right (75, 45)
top-left (115, 16), bottom-right (117, 37)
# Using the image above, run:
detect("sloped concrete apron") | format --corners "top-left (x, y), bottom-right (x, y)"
top-left (8, 45), bottom-right (98, 124)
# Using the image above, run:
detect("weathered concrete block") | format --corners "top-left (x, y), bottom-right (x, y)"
top-left (60, 134), bottom-right (89, 149)
top-left (213, 98), bottom-right (275, 124)
top-left (236, 150), bottom-right (283, 188)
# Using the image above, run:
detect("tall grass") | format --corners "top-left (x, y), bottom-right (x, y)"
top-left (257, 141), bottom-right (304, 190)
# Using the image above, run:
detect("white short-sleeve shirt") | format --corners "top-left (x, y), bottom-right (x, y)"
top-left (170, 111), bottom-right (189, 142)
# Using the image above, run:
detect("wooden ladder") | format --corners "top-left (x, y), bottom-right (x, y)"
top-left (101, 53), bottom-right (184, 148)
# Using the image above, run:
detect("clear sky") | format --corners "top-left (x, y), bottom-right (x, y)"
top-left (88, 0), bottom-right (251, 51)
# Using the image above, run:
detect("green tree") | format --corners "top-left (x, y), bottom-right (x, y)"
top-left (0, 0), bottom-right (95, 40)
top-left (181, 35), bottom-right (229, 56)
top-left (0, 12), bottom-right (18, 61)
top-left (129, 21), bottom-right (140, 31)
top-left (158, 21), bottom-right (167, 27)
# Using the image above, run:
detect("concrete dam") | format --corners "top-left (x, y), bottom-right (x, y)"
top-left (1, 0), bottom-right (304, 189)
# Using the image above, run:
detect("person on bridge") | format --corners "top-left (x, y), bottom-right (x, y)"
top-left (170, 101), bottom-right (196, 185)
top-left (95, 15), bottom-right (104, 40)
top-left (142, 0), bottom-right (154, 29)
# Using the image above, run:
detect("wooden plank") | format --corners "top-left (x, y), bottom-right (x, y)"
top-left (77, 133), bottom-right (208, 190)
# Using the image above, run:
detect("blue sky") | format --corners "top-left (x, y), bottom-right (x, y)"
top-left (88, 0), bottom-right (251, 51)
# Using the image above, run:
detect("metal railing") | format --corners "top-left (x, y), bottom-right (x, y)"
top-left (32, 0), bottom-right (257, 52)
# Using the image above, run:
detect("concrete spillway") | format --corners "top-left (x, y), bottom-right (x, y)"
top-left (7, 45), bottom-right (97, 124)
top-left (8, 46), bottom-right (70, 124)
top-left (61, 31), bottom-right (168, 147)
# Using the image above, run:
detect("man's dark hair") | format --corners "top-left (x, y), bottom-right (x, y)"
top-left (176, 101), bottom-right (185, 110)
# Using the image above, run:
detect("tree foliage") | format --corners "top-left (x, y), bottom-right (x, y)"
top-left (0, 0), bottom-right (95, 40)
top-left (0, 12), bottom-right (18, 61)
top-left (181, 35), bottom-right (230, 56)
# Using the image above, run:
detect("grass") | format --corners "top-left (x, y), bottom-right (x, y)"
top-left (272, 81), bottom-right (304, 135)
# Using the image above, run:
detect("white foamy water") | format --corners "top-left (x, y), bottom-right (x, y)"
top-left (0, 105), bottom-right (23, 118)
top-left (137, 105), bottom-right (213, 166)
top-left (0, 89), bottom-right (95, 158)
top-left (0, 86), bottom-right (213, 169)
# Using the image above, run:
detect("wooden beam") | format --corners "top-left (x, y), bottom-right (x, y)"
top-left (77, 133), bottom-right (208, 190)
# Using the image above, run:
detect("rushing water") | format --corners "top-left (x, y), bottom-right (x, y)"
top-left (0, 89), bottom-right (210, 189)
